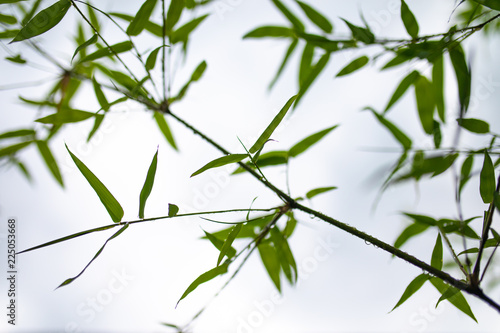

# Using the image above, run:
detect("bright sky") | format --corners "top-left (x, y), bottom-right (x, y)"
top-left (1, 0), bottom-right (500, 332)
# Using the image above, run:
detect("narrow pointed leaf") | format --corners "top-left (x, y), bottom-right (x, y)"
top-left (10, 0), bottom-right (71, 43)
top-left (289, 125), bottom-right (338, 157)
top-left (336, 56), bottom-right (369, 77)
top-left (384, 70), bottom-right (419, 113)
top-left (429, 277), bottom-right (477, 322)
top-left (92, 77), bottom-right (109, 111)
top-left (480, 151), bottom-right (495, 204)
top-left (341, 18), bottom-right (375, 44)
top-left (66, 144), bottom-right (124, 222)
top-left (0, 129), bottom-right (35, 140)
top-left (258, 242), bottom-right (281, 292)
top-left (296, 0), bottom-right (333, 33)
top-left (191, 154), bottom-right (247, 177)
top-left (394, 223), bottom-right (429, 249)
top-left (203, 229), bottom-right (237, 258)
top-left (457, 118), bottom-right (490, 134)
top-left (432, 55), bottom-right (445, 122)
top-left (176, 263), bottom-right (229, 307)
top-left (400, 0), bottom-right (419, 38)
top-left (299, 43), bottom-right (314, 86)
top-left (154, 111), bottom-right (177, 150)
top-left (271, 0), bottom-right (304, 31)
top-left (436, 286), bottom-right (459, 308)
top-left (79, 41), bottom-right (133, 63)
top-left (391, 274), bottom-right (429, 312)
top-left (139, 148), bottom-right (158, 219)
top-left (270, 226), bottom-right (297, 284)
top-left (449, 44), bottom-right (471, 114)
top-left (145, 46), bottom-right (164, 71)
top-left (217, 224), bottom-right (242, 266)
top-left (471, 0), bottom-right (500, 11)
top-left (243, 26), bottom-right (295, 39)
top-left (249, 95), bottom-right (297, 154)
top-left (126, 0), bottom-right (158, 36)
top-left (168, 203), bottom-right (179, 217)
top-left (269, 39), bottom-right (298, 90)
top-left (430, 233), bottom-right (443, 270)
top-left (165, 0), bottom-right (184, 33)
top-left (306, 186), bottom-right (337, 199)
top-left (295, 52), bottom-right (330, 107)
top-left (0, 141), bottom-right (32, 158)
top-left (414, 75), bottom-right (435, 134)
top-left (36, 140), bottom-right (63, 187)
top-left (170, 14), bottom-right (208, 44)
top-left (367, 108), bottom-right (412, 149)
top-left (459, 155), bottom-right (474, 197)
top-left (72, 34), bottom-right (98, 62)
top-left (35, 109), bottom-right (95, 125)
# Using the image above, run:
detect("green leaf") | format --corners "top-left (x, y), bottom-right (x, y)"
top-left (138, 148), bottom-right (158, 219)
top-left (191, 154), bottom-right (248, 177)
top-left (299, 43), bottom-right (314, 86)
top-left (295, 52), bottom-right (330, 107)
top-left (457, 118), bottom-right (490, 134)
top-left (249, 95), bottom-right (297, 154)
top-left (217, 224), bottom-right (242, 266)
top-left (297, 32), bottom-right (338, 51)
top-left (168, 203), bottom-right (179, 217)
top-left (306, 186), bottom-right (337, 199)
top-left (270, 226), bottom-right (297, 284)
top-left (35, 109), bottom-right (95, 125)
top-left (432, 54), bottom-right (445, 122)
top-left (295, 1), bottom-right (333, 33)
top-left (0, 13), bottom-right (16, 24)
top-left (165, 0), bottom-right (184, 33)
top-left (471, 0), bottom-right (500, 11)
top-left (153, 112), bottom-right (177, 150)
top-left (171, 60), bottom-right (207, 102)
top-left (414, 75), bottom-right (435, 134)
top-left (126, 0), bottom-right (158, 36)
top-left (258, 241), bottom-right (281, 292)
top-left (430, 233), bottom-right (443, 270)
top-left (145, 46), bottom-right (163, 71)
top-left (480, 151), bottom-right (495, 204)
top-left (394, 222), bottom-right (429, 249)
top-left (243, 26), bottom-right (295, 39)
top-left (0, 141), bottom-right (32, 158)
top-left (0, 0), bottom-right (28, 3)
top-left (289, 125), bottom-right (338, 157)
top-left (404, 213), bottom-right (437, 226)
top-left (436, 285), bottom-right (460, 308)
top-left (336, 56), bottom-right (369, 77)
top-left (433, 120), bottom-right (442, 149)
top-left (271, 0), bottom-right (304, 31)
top-left (0, 129), bottom-right (35, 140)
top-left (232, 150), bottom-right (288, 174)
top-left (36, 140), bottom-right (63, 187)
top-left (170, 14), bottom-right (208, 44)
top-left (448, 44), bottom-right (471, 114)
top-left (10, 0), bottom-right (71, 43)
top-left (400, 0), bottom-right (419, 38)
top-left (176, 263), bottom-right (229, 307)
top-left (269, 39), bottom-right (298, 90)
top-left (459, 155), bottom-right (474, 197)
top-left (71, 34), bottom-right (98, 62)
top-left (92, 77), bottom-right (109, 111)
top-left (57, 224), bottom-right (129, 289)
top-left (110, 12), bottom-right (163, 37)
top-left (5, 54), bottom-right (26, 64)
top-left (391, 274), bottom-right (429, 312)
top-left (66, 144), bottom-right (124, 222)
top-left (202, 230), bottom-right (238, 258)
top-left (79, 41), bottom-right (133, 63)
top-left (367, 108), bottom-right (412, 149)
top-left (429, 277), bottom-right (477, 322)
top-left (341, 18), bottom-right (375, 44)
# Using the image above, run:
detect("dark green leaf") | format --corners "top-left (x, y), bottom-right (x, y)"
top-left (382, 53), bottom-right (412, 70)
top-left (471, 0), bottom-right (500, 11)
top-left (480, 151), bottom-right (495, 203)
top-left (336, 56), bottom-right (369, 77)
top-left (391, 274), bottom-right (429, 312)
top-left (217, 224), bottom-right (242, 266)
top-left (35, 109), bottom-right (95, 125)
top-left (191, 154), bottom-right (248, 177)
top-left (36, 140), bottom-right (63, 187)
top-left (269, 39), bottom-right (298, 90)
top-left (429, 277), bottom-right (477, 322)
top-left (243, 26), bottom-right (295, 39)
top-left (384, 71), bottom-right (420, 112)
top-left (433, 121), bottom-right (442, 149)
top-left (0, 129), bottom-right (35, 140)
top-left (430, 233), bottom-right (443, 270)
top-left (79, 41), bottom-right (133, 63)
top-left (258, 241), bottom-right (281, 292)
top-left (0, 141), bottom-right (32, 158)
top-left (165, 0), bottom-right (184, 33)
top-left (414, 75), bottom-right (435, 134)
top-left (176, 263), bottom-right (229, 307)
top-left (233, 150), bottom-right (288, 174)
top-left (341, 18), bottom-right (375, 44)
top-left (367, 108), bottom-right (412, 149)
top-left (404, 213), bottom-right (437, 226)
top-left (436, 285), bottom-right (460, 308)
top-left (0, 13), bottom-right (16, 25)
top-left (66, 145), bottom-right (124, 222)
top-left (299, 43), bottom-right (314, 86)
top-left (11, 0), bottom-right (71, 43)
top-left (297, 32), bottom-right (338, 51)
top-left (448, 44), bottom-right (471, 114)
top-left (296, 0), bottom-right (332, 33)
top-left (153, 112), bottom-right (177, 150)
top-left (168, 203), bottom-right (179, 217)
top-left (400, 0), bottom-right (419, 38)
top-left (432, 54), bottom-right (445, 122)
top-left (71, 34), bottom-right (98, 62)
top-left (5, 54), bottom-right (26, 64)
top-left (126, 0), bottom-right (158, 36)
top-left (289, 125), bottom-right (338, 157)
top-left (306, 186), bottom-right (337, 199)
top-left (249, 95), bottom-right (297, 154)
top-left (394, 223), bottom-right (429, 249)
top-left (0, 0), bottom-right (28, 3)
top-left (459, 155), bottom-right (474, 197)
top-left (170, 14), bottom-right (208, 44)
top-left (139, 148), bottom-right (158, 219)
top-left (457, 118), bottom-right (490, 134)
top-left (110, 12), bottom-right (163, 37)
top-left (271, 0), bottom-right (304, 31)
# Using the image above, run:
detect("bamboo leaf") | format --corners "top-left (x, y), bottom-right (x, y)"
top-left (391, 274), bottom-right (429, 312)
top-left (217, 224), bottom-right (242, 266)
top-left (71, 34), bottom-right (98, 62)
top-left (165, 0), bottom-right (184, 33)
top-left (394, 222), bottom-right (429, 249)
top-left (35, 109), bottom-right (95, 125)
top-left (289, 125), bottom-right (338, 157)
top-left (367, 108), bottom-right (412, 149)
top-left (306, 186), bottom-right (337, 199)
top-left (176, 263), bottom-right (229, 307)
top-left (269, 39), bottom-right (298, 90)
top-left (10, 0), bottom-right (71, 43)
top-left (154, 111), bottom-right (177, 150)
top-left (138, 148), bottom-right (158, 219)
top-left (258, 241), bottom-right (281, 292)
top-left (459, 155), bottom-right (474, 197)
top-left (429, 277), bottom-right (477, 322)
top-left (0, 129), bottom-right (35, 140)
top-left (457, 118), bottom-right (490, 134)
top-left (66, 144), bottom-right (124, 222)
top-left (341, 18), bottom-right (375, 44)
top-left (480, 151), bottom-right (495, 204)
top-left (432, 54), bottom-right (445, 122)
top-left (384, 70), bottom-right (419, 113)
top-left (336, 56), bottom-right (369, 77)
top-left (295, 52), bottom-right (330, 107)
top-left (299, 43), bottom-right (314, 86)
top-left (233, 150), bottom-right (288, 174)
top-left (170, 60), bottom-right (207, 102)
top-left (271, 0), bottom-right (304, 31)
top-left (471, 0), bottom-right (500, 11)
top-left (249, 95), bottom-right (297, 154)
top-left (145, 45), bottom-right (165, 71)
top-left (0, 141), bottom-right (33, 158)
top-left (414, 75), bottom-right (435, 134)
top-left (448, 44), bottom-right (471, 114)
top-left (79, 41), bottom-right (133, 63)
top-left (270, 226), bottom-right (297, 284)
top-left (400, 0), bottom-right (419, 38)
top-left (243, 26), bottom-right (295, 39)
top-left (191, 154), bottom-right (248, 177)
top-left (36, 140), bottom-right (63, 187)
top-left (126, 0), bottom-right (158, 36)
top-left (430, 233), bottom-right (443, 270)
top-left (170, 14), bottom-right (208, 44)
top-left (296, 0), bottom-right (333, 33)
top-left (92, 77), bottom-right (109, 111)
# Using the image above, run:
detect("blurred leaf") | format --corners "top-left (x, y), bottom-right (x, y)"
top-left (306, 186), bottom-right (337, 199)
top-left (191, 154), bottom-right (247, 177)
top-left (448, 43), bottom-right (471, 114)
top-left (217, 224), bottom-right (242, 266)
top-left (297, 32), bottom-right (338, 51)
top-left (391, 274), bottom-right (429, 312)
top-left (433, 121), bottom-right (442, 149)
top-left (270, 226), bottom-right (297, 284)
top-left (299, 43), bottom-right (314, 86)
top-left (145, 45), bottom-right (164, 71)
top-left (170, 14), bottom-right (208, 44)
top-left (110, 12), bottom-right (163, 37)
top-left (139, 148), bottom-right (158, 219)
top-left (72, 34), bottom-right (97, 62)
top-left (414, 75), bottom-right (435, 134)
top-left (57, 224), bottom-right (129, 289)
top-left (35, 109), bottom-right (95, 125)
top-left (480, 151), bottom-right (495, 204)
top-left (165, 0), bottom-right (184, 33)
top-left (170, 60), bottom-right (207, 102)
top-left (471, 0), bottom-right (500, 11)
top-left (459, 155), bottom-right (474, 197)
top-left (243, 26), bottom-right (295, 39)
top-left (404, 213), bottom-right (437, 226)
top-left (79, 41), bottom-right (133, 63)
top-left (384, 70), bottom-right (419, 113)
top-left (367, 108), bottom-right (412, 149)
top-left (296, 0), bottom-right (332, 33)
top-left (0, 0), bottom-right (27, 4)
top-left (295, 52), bottom-right (330, 107)
top-left (126, 0), bottom-right (158, 36)
top-left (92, 77), bottom-right (109, 111)
top-left (233, 150), bottom-right (288, 174)
top-left (283, 214), bottom-right (297, 238)
top-left (271, 0), bottom-right (304, 31)
top-left (177, 262), bottom-right (229, 307)
top-left (10, 0), bottom-right (71, 43)
top-left (289, 125), bottom-right (338, 157)
top-left (336, 56), bottom-right (369, 77)
top-left (269, 39), bottom-right (298, 90)
top-left (249, 95), bottom-right (297, 154)
top-left (400, 0), bottom-right (419, 38)
top-left (457, 118), bottom-right (490, 134)
top-left (0, 129), bottom-right (35, 140)
top-left (87, 114), bottom-right (104, 142)
top-left (432, 54), bottom-right (445, 122)
top-left (429, 277), bottom-right (477, 322)
top-left (258, 241), bottom-right (281, 292)
top-left (430, 233), bottom-right (443, 270)
top-left (394, 223), bottom-right (429, 249)
top-left (36, 140), bottom-right (63, 187)
top-left (5, 54), bottom-right (26, 64)
top-left (66, 144), bottom-right (124, 222)
top-left (0, 141), bottom-right (32, 158)
top-left (154, 111), bottom-right (177, 150)
top-left (341, 18), bottom-right (375, 44)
